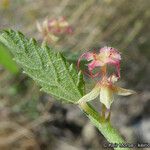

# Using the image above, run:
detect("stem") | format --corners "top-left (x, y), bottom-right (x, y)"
top-left (79, 102), bottom-right (130, 150)
top-left (101, 65), bottom-right (107, 77)
top-left (101, 104), bottom-right (106, 120)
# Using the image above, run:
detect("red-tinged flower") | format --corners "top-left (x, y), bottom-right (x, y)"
top-left (48, 17), bottom-right (73, 35)
top-left (78, 47), bottom-right (136, 119)
top-left (78, 46), bottom-right (121, 78)
top-left (77, 74), bottom-right (136, 109)
top-left (37, 17), bottom-right (73, 43)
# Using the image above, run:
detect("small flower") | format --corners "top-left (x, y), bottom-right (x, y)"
top-left (78, 46), bottom-right (135, 119)
top-left (78, 46), bottom-right (121, 78)
top-left (37, 19), bottom-right (59, 43)
top-left (37, 17), bottom-right (73, 43)
top-left (77, 75), bottom-right (136, 109)
top-left (48, 17), bottom-right (73, 35)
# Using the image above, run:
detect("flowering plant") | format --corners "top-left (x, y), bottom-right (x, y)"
top-left (78, 46), bottom-right (135, 120)
top-left (0, 30), bottom-right (136, 150)
top-left (37, 17), bottom-right (73, 43)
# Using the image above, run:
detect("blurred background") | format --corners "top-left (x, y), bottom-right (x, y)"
top-left (0, 0), bottom-right (150, 149)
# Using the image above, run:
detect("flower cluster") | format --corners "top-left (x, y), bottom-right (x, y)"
top-left (78, 47), bottom-right (121, 78)
top-left (77, 46), bottom-right (135, 118)
top-left (37, 17), bottom-right (73, 43)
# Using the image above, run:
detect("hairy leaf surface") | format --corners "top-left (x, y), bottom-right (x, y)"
top-left (0, 30), bottom-right (84, 103)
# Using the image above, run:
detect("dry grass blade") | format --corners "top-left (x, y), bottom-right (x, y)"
top-left (0, 114), bottom-right (53, 146)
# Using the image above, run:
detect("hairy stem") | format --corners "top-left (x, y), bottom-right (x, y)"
top-left (79, 102), bottom-right (130, 150)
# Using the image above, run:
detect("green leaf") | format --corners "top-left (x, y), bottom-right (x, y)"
top-left (0, 30), bottom-right (85, 103)
top-left (0, 42), bottom-right (19, 74)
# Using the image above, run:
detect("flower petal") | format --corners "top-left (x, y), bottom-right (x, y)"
top-left (77, 84), bottom-right (100, 104)
top-left (99, 46), bottom-right (110, 53)
top-left (59, 20), bottom-right (69, 27)
top-left (77, 52), bottom-right (93, 69)
top-left (48, 19), bottom-right (57, 27)
top-left (65, 26), bottom-right (73, 34)
top-left (100, 86), bottom-right (114, 109)
top-left (84, 52), bottom-right (94, 61)
top-left (36, 21), bottom-right (43, 33)
top-left (99, 46), bottom-right (121, 77)
top-left (77, 52), bottom-right (99, 77)
top-left (43, 19), bottom-right (49, 32)
top-left (114, 87), bottom-right (136, 96)
top-left (88, 60), bottom-right (103, 71)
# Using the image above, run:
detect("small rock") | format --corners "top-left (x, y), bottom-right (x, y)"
top-left (82, 121), bottom-right (96, 145)
top-left (139, 119), bottom-right (150, 143)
